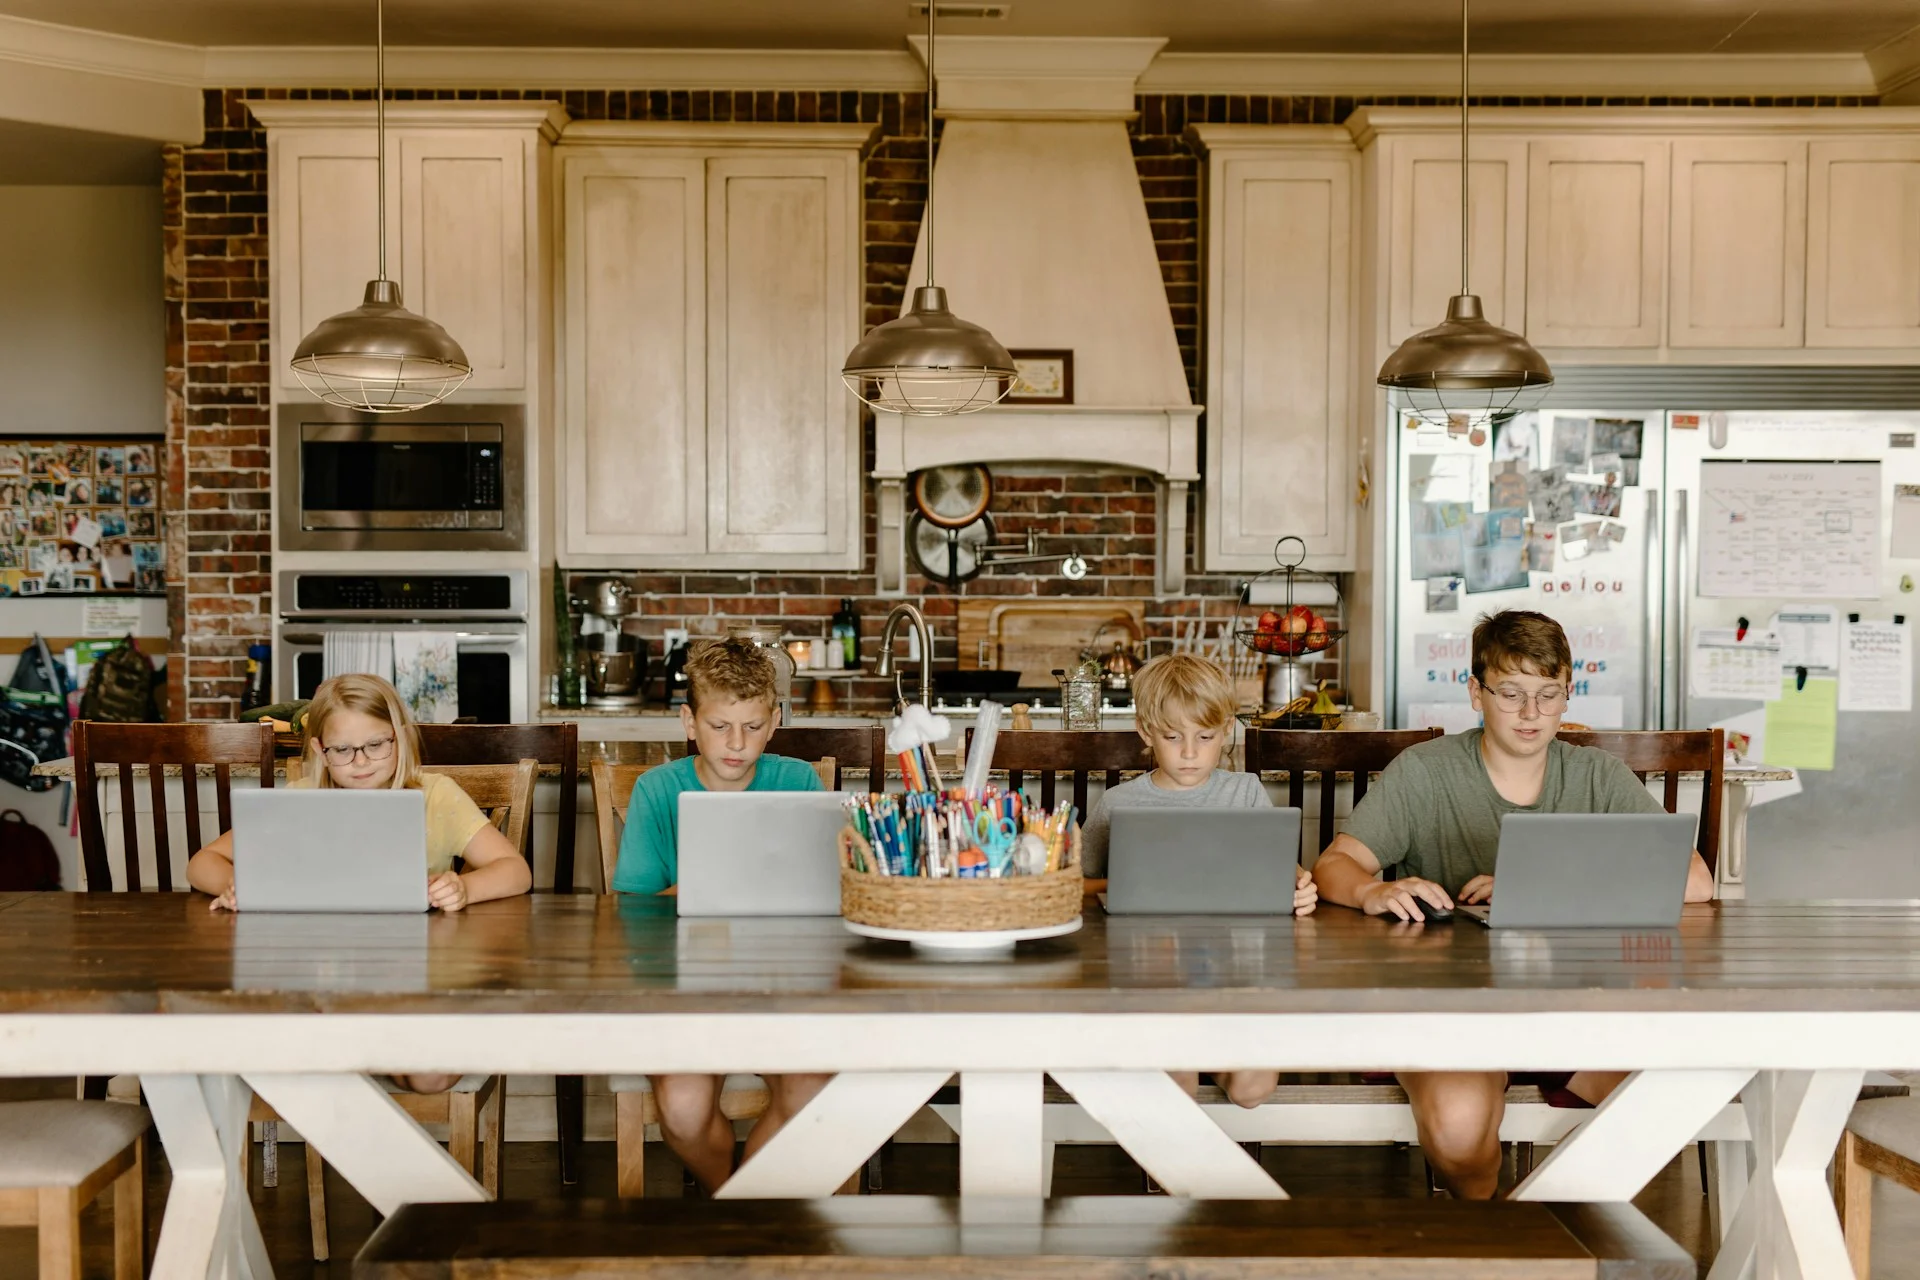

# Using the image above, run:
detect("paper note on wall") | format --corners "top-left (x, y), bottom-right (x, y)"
top-left (80, 597), bottom-right (142, 638)
top-left (1698, 461), bottom-right (1880, 599)
top-left (1690, 629), bottom-right (1783, 701)
top-left (1839, 619), bottom-right (1913, 712)
top-left (1762, 676), bottom-right (1838, 771)
top-left (1892, 485), bottom-right (1920, 559)
top-left (1771, 605), bottom-right (1840, 672)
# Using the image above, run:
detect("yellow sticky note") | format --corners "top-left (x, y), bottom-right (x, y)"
top-left (1762, 676), bottom-right (1837, 772)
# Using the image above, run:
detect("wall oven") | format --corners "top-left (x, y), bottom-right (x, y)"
top-left (276, 570), bottom-right (529, 723)
top-left (277, 402), bottom-right (526, 551)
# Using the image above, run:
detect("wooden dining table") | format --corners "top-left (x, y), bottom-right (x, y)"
top-left (3, 891), bottom-right (1918, 1280)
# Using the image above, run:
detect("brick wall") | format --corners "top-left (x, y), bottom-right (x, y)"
top-left (168, 86), bottom-right (1873, 718)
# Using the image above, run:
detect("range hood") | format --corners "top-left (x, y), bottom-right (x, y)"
top-left (871, 37), bottom-right (1200, 595)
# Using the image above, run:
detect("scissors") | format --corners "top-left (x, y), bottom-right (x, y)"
top-left (972, 810), bottom-right (1019, 876)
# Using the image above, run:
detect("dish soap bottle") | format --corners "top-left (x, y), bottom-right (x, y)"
top-left (831, 598), bottom-right (859, 670)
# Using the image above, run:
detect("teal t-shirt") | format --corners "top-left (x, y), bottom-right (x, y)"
top-left (611, 753), bottom-right (825, 895)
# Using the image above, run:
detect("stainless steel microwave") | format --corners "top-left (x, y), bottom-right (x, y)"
top-left (276, 402), bottom-right (526, 551)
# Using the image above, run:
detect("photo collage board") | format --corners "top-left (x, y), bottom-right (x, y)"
top-left (0, 435), bottom-right (163, 597)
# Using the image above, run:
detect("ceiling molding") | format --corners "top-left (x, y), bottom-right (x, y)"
top-left (0, 12), bottom-right (203, 142)
top-left (1345, 105), bottom-right (1920, 148)
top-left (1140, 52), bottom-right (1882, 99)
top-left (1868, 26), bottom-right (1920, 104)
top-left (246, 100), bottom-right (571, 140)
top-left (0, 12), bottom-right (201, 86)
top-left (203, 45), bottom-right (926, 91)
top-left (904, 35), bottom-right (1165, 113)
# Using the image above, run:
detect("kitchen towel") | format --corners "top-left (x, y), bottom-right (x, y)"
top-left (322, 631), bottom-right (395, 686)
top-left (392, 631), bottom-right (459, 724)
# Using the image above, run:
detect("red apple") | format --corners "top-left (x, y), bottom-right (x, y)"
top-left (1256, 610), bottom-right (1282, 634)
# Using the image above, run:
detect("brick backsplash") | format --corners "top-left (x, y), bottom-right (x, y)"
top-left (167, 86), bottom-right (1872, 718)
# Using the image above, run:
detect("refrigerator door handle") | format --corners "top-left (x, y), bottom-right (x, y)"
top-left (1642, 487), bottom-right (1662, 731)
top-left (1673, 489), bottom-right (1691, 729)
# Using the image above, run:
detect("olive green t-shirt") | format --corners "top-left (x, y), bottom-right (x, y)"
top-left (1343, 729), bottom-right (1664, 894)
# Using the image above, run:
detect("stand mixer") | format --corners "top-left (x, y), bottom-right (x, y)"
top-left (569, 576), bottom-right (647, 709)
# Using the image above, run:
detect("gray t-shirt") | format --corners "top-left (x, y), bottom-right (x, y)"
top-left (1343, 728), bottom-right (1662, 894)
top-left (1079, 768), bottom-right (1271, 876)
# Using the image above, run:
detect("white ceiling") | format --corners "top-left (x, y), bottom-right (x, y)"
top-left (1, 0), bottom-right (1916, 57)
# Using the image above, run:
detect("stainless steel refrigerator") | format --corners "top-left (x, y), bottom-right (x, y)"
top-left (1385, 378), bottom-right (1920, 900)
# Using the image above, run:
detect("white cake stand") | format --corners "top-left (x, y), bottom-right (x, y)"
top-left (843, 916), bottom-right (1082, 957)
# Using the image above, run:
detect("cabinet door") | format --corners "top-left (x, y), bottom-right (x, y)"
top-left (1205, 154), bottom-right (1353, 568)
top-left (1807, 138), bottom-right (1920, 348)
top-left (396, 131), bottom-right (528, 389)
top-left (1670, 138), bottom-right (1806, 348)
top-left (560, 154), bottom-right (707, 557)
top-left (1526, 138), bottom-right (1668, 346)
top-left (1388, 136), bottom-right (1528, 344)
top-left (705, 155), bottom-right (860, 563)
top-left (269, 129), bottom-right (388, 392)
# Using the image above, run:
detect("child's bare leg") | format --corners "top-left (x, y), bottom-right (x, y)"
top-left (745, 1073), bottom-right (833, 1162)
top-left (391, 1073), bottom-right (459, 1093)
top-left (650, 1073), bottom-right (734, 1193)
top-left (1224, 1071), bottom-right (1279, 1109)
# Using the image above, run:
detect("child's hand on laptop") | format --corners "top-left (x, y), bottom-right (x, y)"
top-left (1459, 875), bottom-right (1494, 905)
top-left (1359, 876), bottom-right (1451, 922)
top-left (1293, 866), bottom-right (1318, 917)
top-left (427, 871), bottom-right (469, 912)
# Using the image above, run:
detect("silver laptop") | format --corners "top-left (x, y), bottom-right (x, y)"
top-left (1105, 807), bottom-right (1303, 916)
top-left (230, 789), bottom-right (430, 913)
top-left (1456, 812), bottom-right (1697, 928)
top-left (676, 791), bottom-right (847, 917)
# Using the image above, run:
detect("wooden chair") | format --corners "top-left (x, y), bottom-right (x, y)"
top-left (675, 724), bottom-right (888, 790)
top-left (72, 720), bottom-right (277, 892)
top-left (273, 758), bottom-right (536, 1260)
top-left (594, 741), bottom-right (847, 1199)
top-left (1242, 728), bottom-right (1440, 861)
top-left (960, 729), bottom-right (1149, 818)
top-left (1836, 1088), bottom-right (1920, 1278)
top-left (1557, 729), bottom-right (1724, 875)
top-left (0, 1100), bottom-right (148, 1280)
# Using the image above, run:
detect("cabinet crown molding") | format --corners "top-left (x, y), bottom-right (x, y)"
top-left (1186, 124), bottom-right (1355, 155)
top-left (246, 99), bottom-right (568, 139)
top-left (1346, 106), bottom-right (1920, 148)
top-left (557, 120), bottom-right (879, 150)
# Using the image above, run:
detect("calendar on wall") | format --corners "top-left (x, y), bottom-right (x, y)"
top-left (0, 434), bottom-right (164, 597)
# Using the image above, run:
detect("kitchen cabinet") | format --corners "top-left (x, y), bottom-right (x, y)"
top-left (1193, 126), bottom-right (1357, 571)
top-left (555, 124), bottom-right (873, 569)
top-left (1525, 137), bottom-right (1669, 347)
top-left (253, 102), bottom-right (564, 396)
top-left (1807, 136), bottom-right (1920, 348)
top-left (1386, 135), bottom-right (1529, 345)
top-left (1669, 138), bottom-right (1807, 348)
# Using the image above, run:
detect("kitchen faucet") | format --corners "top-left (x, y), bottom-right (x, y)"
top-left (873, 602), bottom-right (933, 711)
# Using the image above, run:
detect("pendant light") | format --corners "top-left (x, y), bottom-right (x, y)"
top-left (840, 1), bottom-right (1016, 416)
top-left (1377, 0), bottom-right (1552, 427)
top-left (290, 0), bottom-right (471, 412)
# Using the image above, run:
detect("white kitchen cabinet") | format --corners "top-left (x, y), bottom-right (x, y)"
top-left (253, 102), bottom-right (564, 396)
top-left (1386, 135), bottom-right (1529, 345)
top-left (1807, 137), bottom-right (1920, 348)
top-left (1526, 137), bottom-right (1669, 347)
top-left (556, 124), bottom-right (872, 569)
top-left (1194, 127), bottom-right (1356, 570)
top-left (1669, 138), bottom-right (1807, 349)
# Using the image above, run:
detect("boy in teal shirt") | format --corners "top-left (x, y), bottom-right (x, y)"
top-left (612, 636), bottom-right (826, 1191)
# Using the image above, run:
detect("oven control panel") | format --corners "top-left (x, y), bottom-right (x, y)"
top-left (280, 570), bottom-right (528, 619)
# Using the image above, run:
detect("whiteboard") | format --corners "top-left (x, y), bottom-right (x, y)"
top-left (1698, 460), bottom-right (1881, 599)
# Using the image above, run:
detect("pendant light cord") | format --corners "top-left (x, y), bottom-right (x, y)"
top-left (924, 0), bottom-right (936, 291)
top-left (376, 0), bottom-right (388, 283)
top-left (1460, 0), bottom-right (1470, 297)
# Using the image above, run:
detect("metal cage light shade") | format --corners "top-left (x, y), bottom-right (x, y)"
top-left (1378, 293), bottom-right (1553, 427)
top-left (841, 286), bottom-right (1016, 416)
top-left (291, 279), bottom-right (472, 413)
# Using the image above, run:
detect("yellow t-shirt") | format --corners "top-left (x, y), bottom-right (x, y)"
top-left (287, 771), bottom-right (492, 875)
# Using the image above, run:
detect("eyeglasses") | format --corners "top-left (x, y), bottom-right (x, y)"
top-left (320, 736), bottom-right (395, 766)
top-left (1485, 684), bottom-right (1568, 714)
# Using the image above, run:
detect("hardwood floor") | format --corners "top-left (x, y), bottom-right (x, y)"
top-left (5, 1076), bottom-right (1919, 1279)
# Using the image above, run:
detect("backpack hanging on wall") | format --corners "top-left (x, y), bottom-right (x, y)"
top-left (0, 635), bottom-right (69, 792)
top-left (79, 635), bottom-right (159, 723)
top-left (0, 808), bottom-right (59, 890)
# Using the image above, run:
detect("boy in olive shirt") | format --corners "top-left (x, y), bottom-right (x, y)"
top-left (1312, 610), bottom-right (1712, 1198)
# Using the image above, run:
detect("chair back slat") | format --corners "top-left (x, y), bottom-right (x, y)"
top-left (72, 721), bottom-right (277, 892)
top-left (1242, 728), bottom-right (1442, 860)
top-left (961, 730), bottom-right (1148, 822)
top-left (417, 723), bottom-right (579, 890)
top-left (590, 761), bottom-right (648, 893)
top-left (1557, 729), bottom-right (1726, 872)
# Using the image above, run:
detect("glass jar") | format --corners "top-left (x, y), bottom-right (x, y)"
top-left (1058, 675), bottom-right (1103, 731)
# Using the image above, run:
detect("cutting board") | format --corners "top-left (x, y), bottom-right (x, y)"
top-left (956, 600), bottom-right (1146, 686)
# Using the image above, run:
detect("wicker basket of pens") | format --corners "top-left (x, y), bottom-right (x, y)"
top-left (837, 794), bottom-right (1082, 935)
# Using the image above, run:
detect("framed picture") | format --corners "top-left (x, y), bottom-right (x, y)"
top-left (0, 432), bottom-right (163, 596)
top-left (1005, 349), bottom-right (1074, 405)
top-left (15, 575), bottom-right (42, 596)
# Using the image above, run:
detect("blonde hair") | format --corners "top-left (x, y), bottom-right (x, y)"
top-left (685, 637), bottom-right (778, 712)
top-left (302, 673), bottom-right (422, 789)
top-left (1133, 653), bottom-right (1237, 737)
